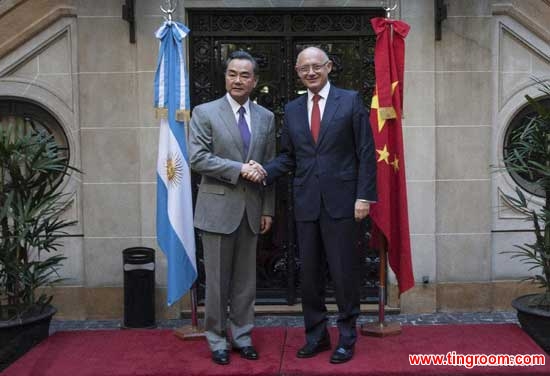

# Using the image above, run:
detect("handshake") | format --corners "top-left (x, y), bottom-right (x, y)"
top-left (240, 160), bottom-right (267, 184)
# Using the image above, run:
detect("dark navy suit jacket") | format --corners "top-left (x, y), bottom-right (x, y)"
top-left (266, 85), bottom-right (377, 221)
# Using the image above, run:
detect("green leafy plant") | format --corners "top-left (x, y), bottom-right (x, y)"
top-left (0, 124), bottom-right (78, 320)
top-left (502, 79), bottom-right (550, 309)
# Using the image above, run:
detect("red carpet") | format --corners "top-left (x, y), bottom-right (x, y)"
top-left (4, 324), bottom-right (549, 375)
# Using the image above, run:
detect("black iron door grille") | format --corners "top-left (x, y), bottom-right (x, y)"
top-left (188, 7), bottom-right (384, 305)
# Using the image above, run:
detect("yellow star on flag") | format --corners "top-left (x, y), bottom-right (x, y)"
top-left (371, 81), bottom-right (399, 133)
top-left (377, 144), bottom-right (390, 164)
top-left (391, 156), bottom-right (399, 171)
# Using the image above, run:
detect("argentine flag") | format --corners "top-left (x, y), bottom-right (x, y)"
top-left (154, 21), bottom-right (197, 306)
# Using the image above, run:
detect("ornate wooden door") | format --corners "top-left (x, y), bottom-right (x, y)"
top-left (188, 7), bottom-right (384, 305)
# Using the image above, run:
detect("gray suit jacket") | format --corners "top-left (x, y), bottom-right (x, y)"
top-left (189, 96), bottom-right (276, 235)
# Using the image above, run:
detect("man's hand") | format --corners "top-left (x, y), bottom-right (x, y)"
top-left (248, 160), bottom-right (267, 176)
top-left (354, 200), bottom-right (370, 221)
top-left (260, 215), bottom-right (273, 234)
top-left (241, 160), bottom-right (267, 183)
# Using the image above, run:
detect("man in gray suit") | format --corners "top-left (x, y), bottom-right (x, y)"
top-left (189, 51), bottom-right (275, 365)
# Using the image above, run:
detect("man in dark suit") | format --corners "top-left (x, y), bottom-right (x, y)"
top-left (258, 46), bottom-right (377, 364)
top-left (189, 51), bottom-right (275, 365)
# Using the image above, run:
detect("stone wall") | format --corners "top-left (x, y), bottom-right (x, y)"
top-left (434, 1), bottom-right (494, 312)
top-left (1, 0), bottom-right (549, 319)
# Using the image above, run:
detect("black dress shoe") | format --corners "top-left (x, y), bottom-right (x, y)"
top-left (330, 346), bottom-right (354, 364)
top-left (238, 346), bottom-right (259, 360)
top-left (296, 339), bottom-right (331, 358)
top-left (212, 350), bottom-right (230, 365)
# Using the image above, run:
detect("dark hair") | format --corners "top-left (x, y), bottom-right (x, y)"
top-left (225, 50), bottom-right (258, 76)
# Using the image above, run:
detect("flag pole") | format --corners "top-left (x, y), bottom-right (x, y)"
top-left (174, 282), bottom-right (205, 340)
top-left (173, 107), bottom-right (204, 341)
top-left (156, 0), bottom-right (204, 341)
top-left (361, 0), bottom-right (403, 338)
top-left (360, 235), bottom-right (401, 337)
top-left (190, 282), bottom-right (199, 327)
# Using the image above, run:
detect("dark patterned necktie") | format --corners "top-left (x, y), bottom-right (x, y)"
top-left (237, 106), bottom-right (251, 156)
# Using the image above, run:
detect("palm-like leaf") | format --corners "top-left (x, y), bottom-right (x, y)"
top-left (501, 79), bottom-right (550, 308)
top-left (0, 125), bottom-right (80, 320)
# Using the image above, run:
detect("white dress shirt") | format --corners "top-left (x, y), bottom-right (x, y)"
top-left (307, 81), bottom-right (331, 128)
top-left (226, 93), bottom-right (252, 134)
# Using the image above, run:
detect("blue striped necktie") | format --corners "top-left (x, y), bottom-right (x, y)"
top-left (237, 106), bottom-right (251, 156)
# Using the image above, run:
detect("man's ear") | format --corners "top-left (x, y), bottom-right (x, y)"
top-left (326, 60), bottom-right (333, 74)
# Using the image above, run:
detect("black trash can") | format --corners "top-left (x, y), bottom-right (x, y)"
top-left (122, 247), bottom-right (156, 328)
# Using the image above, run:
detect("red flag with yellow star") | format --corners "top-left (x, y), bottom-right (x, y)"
top-left (369, 17), bottom-right (414, 294)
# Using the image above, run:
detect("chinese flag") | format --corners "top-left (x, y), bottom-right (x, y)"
top-left (369, 18), bottom-right (414, 294)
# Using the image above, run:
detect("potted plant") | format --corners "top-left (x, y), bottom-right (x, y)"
top-left (0, 124), bottom-right (78, 370)
top-left (501, 79), bottom-right (550, 353)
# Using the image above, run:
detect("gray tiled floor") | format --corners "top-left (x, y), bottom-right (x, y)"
top-left (50, 311), bottom-right (518, 334)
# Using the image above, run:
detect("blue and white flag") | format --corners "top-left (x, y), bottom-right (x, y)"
top-left (154, 21), bottom-right (196, 306)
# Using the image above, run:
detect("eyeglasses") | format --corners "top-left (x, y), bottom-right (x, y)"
top-left (296, 60), bottom-right (329, 74)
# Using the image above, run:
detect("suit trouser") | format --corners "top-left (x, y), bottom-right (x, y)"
top-left (296, 205), bottom-right (360, 348)
top-left (201, 214), bottom-right (257, 352)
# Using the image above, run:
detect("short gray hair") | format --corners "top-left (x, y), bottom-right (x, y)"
top-left (225, 50), bottom-right (259, 76)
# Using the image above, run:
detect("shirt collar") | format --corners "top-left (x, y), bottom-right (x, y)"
top-left (308, 81), bottom-right (331, 102)
top-left (226, 93), bottom-right (251, 115)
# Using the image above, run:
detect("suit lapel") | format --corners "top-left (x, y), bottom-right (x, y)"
top-left (247, 102), bottom-right (262, 161)
top-left (217, 97), bottom-right (246, 160)
top-left (296, 95), bottom-right (315, 146)
top-left (317, 86), bottom-right (340, 146)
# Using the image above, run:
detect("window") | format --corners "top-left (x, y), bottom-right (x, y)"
top-left (0, 99), bottom-right (69, 178)
top-left (503, 97), bottom-right (550, 197)
top-left (0, 99), bottom-right (68, 148)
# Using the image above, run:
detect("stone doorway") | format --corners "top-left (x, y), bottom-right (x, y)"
top-left (188, 7), bottom-right (384, 305)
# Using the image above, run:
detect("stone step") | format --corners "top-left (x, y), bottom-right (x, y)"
top-left (181, 304), bottom-right (401, 318)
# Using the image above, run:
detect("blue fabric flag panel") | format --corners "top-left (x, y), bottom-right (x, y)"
top-left (154, 21), bottom-right (197, 306)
